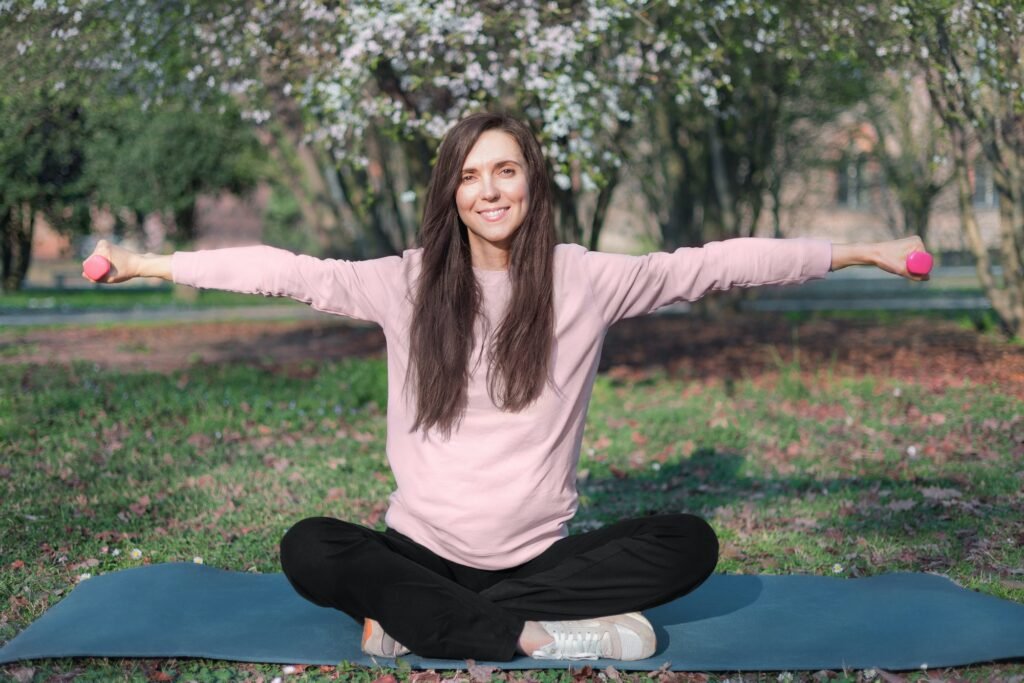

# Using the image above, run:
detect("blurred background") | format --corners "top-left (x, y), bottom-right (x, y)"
top-left (1, 0), bottom-right (1020, 335)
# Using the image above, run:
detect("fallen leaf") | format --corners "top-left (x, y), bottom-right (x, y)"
top-left (571, 665), bottom-right (594, 681)
top-left (9, 668), bottom-right (34, 683)
top-left (465, 659), bottom-right (495, 682)
top-left (187, 433), bottom-right (213, 448)
top-left (70, 557), bottom-right (100, 570)
top-left (409, 673), bottom-right (442, 683)
top-left (129, 495), bottom-right (151, 516)
top-left (263, 455), bottom-right (291, 472)
top-left (920, 487), bottom-right (961, 501)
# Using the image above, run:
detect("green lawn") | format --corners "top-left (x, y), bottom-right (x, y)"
top-left (0, 287), bottom-right (295, 312)
top-left (2, 353), bottom-right (1022, 682)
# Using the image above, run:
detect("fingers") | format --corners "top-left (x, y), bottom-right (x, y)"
top-left (900, 236), bottom-right (930, 281)
top-left (83, 239), bottom-right (128, 284)
top-left (83, 240), bottom-right (109, 282)
top-left (94, 239), bottom-right (112, 259)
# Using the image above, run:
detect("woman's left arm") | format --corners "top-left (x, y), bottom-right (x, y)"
top-left (831, 236), bottom-right (928, 280)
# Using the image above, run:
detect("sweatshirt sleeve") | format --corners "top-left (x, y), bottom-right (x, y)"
top-left (171, 245), bottom-right (403, 326)
top-left (583, 238), bottom-right (833, 326)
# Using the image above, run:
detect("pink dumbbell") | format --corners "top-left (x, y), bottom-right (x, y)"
top-left (83, 254), bottom-right (111, 281)
top-left (906, 251), bottom-right (933, 277)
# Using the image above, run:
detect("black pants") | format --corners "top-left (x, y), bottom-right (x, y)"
top-left (279, 513), bottom-right (718, 661)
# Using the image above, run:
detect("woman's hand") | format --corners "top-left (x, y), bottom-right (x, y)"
top-left (83, 240), bottom-right (173, 283)
top-left (831, 236), bottom-right (929, 281)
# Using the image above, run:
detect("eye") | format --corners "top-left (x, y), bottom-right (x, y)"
top-left (499, 167), bottom-right (515, 176)
top-left (461, 174), bottom-right (475, 183)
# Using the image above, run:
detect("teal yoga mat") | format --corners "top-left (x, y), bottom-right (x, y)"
top-left (2, 563), bottom-right (1023, 671)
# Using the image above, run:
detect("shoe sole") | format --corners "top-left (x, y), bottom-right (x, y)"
top-left (601, 612), bottom-right (656, 660)
top-left (361, 618), bottom-right (409, 658)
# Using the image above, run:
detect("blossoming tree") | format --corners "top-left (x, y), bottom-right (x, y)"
top-left (845, 0), bottom-right (1024, 337)
top-left (7, 0), bottom-right (749, 255)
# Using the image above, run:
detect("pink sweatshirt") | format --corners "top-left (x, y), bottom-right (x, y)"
top-left (172, 238), bottom-right (832, 569)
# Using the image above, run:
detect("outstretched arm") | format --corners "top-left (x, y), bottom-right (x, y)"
top-left (82, 239), bottom-right (402, 325)
top-left (831, 236), bottom-right (929, 280)
top-left (583, 235), bottom-right (930, 326)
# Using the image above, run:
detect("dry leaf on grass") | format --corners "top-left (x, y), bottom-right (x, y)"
top-left (8, 667), bottom-right (35, 683)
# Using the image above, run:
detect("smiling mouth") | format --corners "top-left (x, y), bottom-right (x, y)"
top-left (478, 207), bottom-right (509, 222)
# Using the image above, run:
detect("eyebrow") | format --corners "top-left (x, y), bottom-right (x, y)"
top-left (461, 159), bottom-right (524, 174)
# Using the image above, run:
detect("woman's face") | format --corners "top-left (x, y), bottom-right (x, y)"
top-left (455, 130), bottom-right (530, 270)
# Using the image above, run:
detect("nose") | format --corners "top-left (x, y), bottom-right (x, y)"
top-left (480, 177), bottom-right (500, 202)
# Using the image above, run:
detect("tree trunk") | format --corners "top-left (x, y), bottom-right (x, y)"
top-left (552, 182), bottom-right (582, 245)
top-left (257, 64), bottom-right (358, 255)
top-left (363, 130), bottom-right (405, 255)
top-left (996, 188), bottom-right (1024, 337)
top-left (949, 128), bottom-right (1019, 336)
top-left (903, 196), bottom-right (931, 245)
top-left (707, 118), bottom-right (738, 241)
top-left (588, 169), bottom-right (620, 252)
top-left (1, 204), bottom-right (34, 292)
top-left (173, 201), bottom-right (197, 242)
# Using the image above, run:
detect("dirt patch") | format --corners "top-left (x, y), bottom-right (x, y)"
top-left (602, 314), bottom-right (1024, 397)
top-left (2, 314), bottom-right (1022, 396)
top-left (0, 319), bottom-right (385, 373)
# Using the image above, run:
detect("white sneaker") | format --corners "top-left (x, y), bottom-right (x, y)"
top-left (361, 618), bottom-right (410, 657)
top-left (531, 612), bottom-right (656, 660)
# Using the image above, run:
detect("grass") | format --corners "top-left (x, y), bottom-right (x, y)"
top-left (2, 349), bottom-right (1023, 682)
top-left (0, 287), bottom-right (297, 312)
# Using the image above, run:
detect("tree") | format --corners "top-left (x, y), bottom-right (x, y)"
top-left (0, 3), bottom-right (267, 290)
top-left (632, 0), bottom-right (873, 252)
top-left (84, 98), bottom-right (266, 243)
top-left (8, 1), bottom-right (722, 255)
top-left (845, 0), bottom-right (1024, 337)
top-left (0, 91), bottom-right (90, 291)
top-left (0, 3), bottom-right (95, 290)
top-left (864, 72), bottom-right (953, 244)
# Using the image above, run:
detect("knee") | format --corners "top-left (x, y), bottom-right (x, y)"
top-left (279, 516), bottom-right (339, 584)
top-left (687, 514), bottom-right (720, 576)
top-left (656, 513), bottom-right (720, 578)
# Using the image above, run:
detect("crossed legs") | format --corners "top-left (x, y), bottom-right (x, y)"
top-left (279, 514), bottom-right (719, 661)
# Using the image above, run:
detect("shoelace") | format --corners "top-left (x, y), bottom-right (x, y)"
top-left (548, 627), bottom-right (605, 659)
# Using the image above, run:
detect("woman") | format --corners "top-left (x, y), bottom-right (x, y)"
top-left (86, 112), bottom-right (927, 662)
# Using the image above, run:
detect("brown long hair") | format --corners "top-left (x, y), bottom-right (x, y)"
top-left (407, 112), bottom-right (556, 437)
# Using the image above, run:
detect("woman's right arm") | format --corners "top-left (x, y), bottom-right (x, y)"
top-left (84, 239), bottom-right (402, 326)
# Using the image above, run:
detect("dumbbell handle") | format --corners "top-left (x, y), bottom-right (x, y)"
top-left (83, 254), bottom-right (111, 281)
top-left (906, 251), bottom-right (933, 276)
